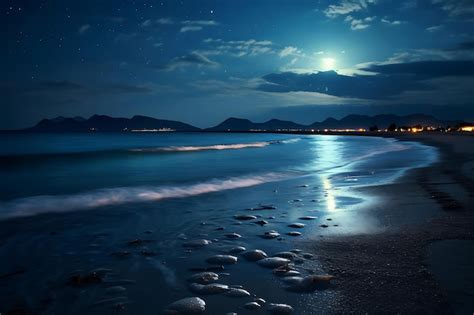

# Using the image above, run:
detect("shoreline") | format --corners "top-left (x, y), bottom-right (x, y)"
top-left (305, 133), bottom-right (474, 313)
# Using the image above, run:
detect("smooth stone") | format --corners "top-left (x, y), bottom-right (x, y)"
top-left (189, 265), bottom-right (224, 272)
top-left (292, 199), bottom-right (302, 202)
top-left (320, 224), bottom-right (329, 228)
top-left (273, 265), bottom-right (299, 277)
top-left (189, 283), bottom-right (230, 295)
top-left (267, 216), bottom-right (276, 219)
top-left (302, 253), bottom-right (314, 259)
top-left (268, 303), bottom-right (294, 314)
top-left (224, 288), bottom-right (251, 297)
top-left (299, 216), bottom-right (317, 220)
top-left (261, 230), bottom-right (280, 239)
top-left (224, 233), bottom-right (242, 239)
top-left (286, 231), bottom-right (302, 237)
top-left (283, 275), bottom-right (334, 292)
top-left (244, 302), bottom-right (261, 310)
top-left (254, 220), bottom-right (268, 226)
top-left (206, 255), bottom-right (238, 265)
top-left (248, 205), bottom-right (276, 210)
top-left (188, 272), bottom-right (219, 284)
top-left (273, 252), bottom-right (297, 260)
top-left (255, 298), bottom-right (266, 304)
top-left (257, 257), bottom-right (290, 268)
top-left (228, 246), bottom-right (246, 254)
top-left (183, 239), bottom-right (212, 248)
top-left (298, 185), bottom-right (309, 187)
top-left (234, 215), bottom-right (257, 221)
top-left (241, 249), bottom-right (268, 261)
top-left (165, 297), bottom-right (206, 314)
top-left (290, 249), bottom-right (302, 253)
top-left (288, 223), bottom-right (305, 228)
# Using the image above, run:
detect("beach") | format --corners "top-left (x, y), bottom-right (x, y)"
top-left (0, 132), bottom-right (472, 314)
top-left (306, 133), bottom-right (474, 313)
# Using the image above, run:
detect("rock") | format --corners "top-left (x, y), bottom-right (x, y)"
top-left (188, 272), bottom-right (219, 284)
top-left (290, 249), bottom-right (302, 253)
top-left (224, 233), bottom-right (242, 239)
top-left (111, 250), bottom-right (131, 258)
top-left (292, 199), bottom-right (303, 202)
top-left (283, 275), bottom-right (334, 292)
top-left (257, 257), bottom-right (290, 268)
top-left (286, 231), bottom-right (302, 236)
top-left (189, 265), bottom-right (225, 272)
top-left (206, 255), bottom-right (238, 265)
top-left (225, 288), bottom-right (251, 297)
top-left (248, 205), bottom-right (276, 210)
top-left (273, 265), bottom-right (299, 277)
top-left (241, 249), bottom-right (268, 261)
top-left (320, 224), bottom-right (329, 228)
top-left (302, 253), bottom-right (314, 259)
top-left (255, 298), bottom-right (266, 304)
top-left (189, 283), bottom-right (229, 295)
top-left (327, 218), bottom-right (332, 221)
top-left (228, 246), bottom-right (246, 254)
top-left (183, 239), bottom-right (212, 248)
top-left (127, 239), bottom-right (154, 246)
top-left (298, 185), bottom-right (309, 187)
top-left (244, 302), bottom-right (261, 310)
top-left (261, 230), bottom-right (280, 239)
top-left (254, 220), bottom-right (268, 226)
top-left (234, 215), bottom-right (257, 220)
top-left (68, 272), bottom-right (104, 286)
top-left (273, 252), bottom-right (297, 260)
top-left (165, 297), bottom-right (206, 314)
top-left (215, 227), bottom-right (225, 231)
top-left (268, 303), bottom-right (294, 314)
top-left (288, 223), bottom-right (305, 228)
top-left (299, 216), bottom-right (317, 220)
top-left (105, 286), bottom-right (127, 295)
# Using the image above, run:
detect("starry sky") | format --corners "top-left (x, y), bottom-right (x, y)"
top-left (2, 0), bottom-right (474, 129)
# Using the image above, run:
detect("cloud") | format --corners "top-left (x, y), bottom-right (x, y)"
top-left (198, 38), bottom-right (275, 57)
top-left (448, 41), bottom-right (474, 51)
top-left (431, 0), bottom-right (474, 16)
top-left (141, 19), bottom-right (152, 27)
top-left (157, 52), bottom-right (219, 71)
top-left (179, 20), bottom-right (218, 32)
top-left (279, 46), bottom-right (302, 58)
top-left (324, 0), bottom-right (377, 18)
top-left (257, 60), bottom-right (474, 100)
top-left (78, 24), bottom-right (91, 35)
top-left (35, 80), bottom-right (85, 91)
top-left (345, 15), bottom-right (375, 30)
top-left (426, 25), bottom-right (443, 32)
top-left (24, 80), bottom-right (153, 95)
top-left (157, 17), bottom-right (174, 25)
top-left (381, 18), bottom-right (403, 25)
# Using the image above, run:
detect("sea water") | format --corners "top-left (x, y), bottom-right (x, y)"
top-left (0, 132), bottom-right (437, 314)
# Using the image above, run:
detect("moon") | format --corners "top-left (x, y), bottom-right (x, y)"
top-left (320, 58), bottom-right (336, 71)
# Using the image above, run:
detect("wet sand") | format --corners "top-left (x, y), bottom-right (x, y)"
top-left (304, 133), bottom-right (474, 313)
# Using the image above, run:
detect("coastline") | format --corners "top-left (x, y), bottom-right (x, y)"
top-left (304, 133), bottom-right (474, 313)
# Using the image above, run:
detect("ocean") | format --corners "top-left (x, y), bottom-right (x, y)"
top-left (0, 132), bottom-right (437, 314)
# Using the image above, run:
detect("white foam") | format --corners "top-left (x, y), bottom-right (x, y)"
top-left (130, 138), bottom-right (301, 152)
top-left (0, 173), bottom-right (291, 220)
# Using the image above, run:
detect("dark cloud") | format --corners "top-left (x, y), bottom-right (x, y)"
top-left (257, 70), bottom-right (429, 99)
top-left (257, 60), bottom-right (474, 99)
top-left (35, 80), bottom-right (85, 91)
top-left (156, 52), bottom-right (219, 71)
top-left (448, 41), bottom-right (474, 51)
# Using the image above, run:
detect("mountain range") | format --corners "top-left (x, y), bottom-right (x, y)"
top-left (23, 114), bottom-right (464, 132)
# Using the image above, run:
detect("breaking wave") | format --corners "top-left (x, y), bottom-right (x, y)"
top-left (0, 172), bottom-right (293, 220)
top-left (130, 138), bottom-right (301, 152)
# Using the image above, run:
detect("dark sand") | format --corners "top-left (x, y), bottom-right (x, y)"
top-left (303, 133), bottom-right (474, 313)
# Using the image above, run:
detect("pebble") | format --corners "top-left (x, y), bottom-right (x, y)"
top-left (255, 298), bottom-right (266, 304)
top-left (224, 233), bottom-right (242, 239)
top-left (302, 253), bottom-right (314, 259)
top-left (189, 283), bottom-right (230, 295)
top-left (206, 255), bottom-right (238, 265)
top-left (288, 223), bottom-right (305, 228)
top-left (286, 231), bottom-right (302, 236)
top-left (244, 302), bottom-right (261, 310)
top-left (188, 272), bottom-right (219, 284)
top-left (320, 224), bottom-right (329, 228)
top-left (224, 288), bottom-right (251, 297)
top-left (299, 216), bottom-right (317, 220)
top-left (235, 215), bottom-right (257, 220)
top-left (268, 303), bottom-right (294, 314)
top-left (241, 249), bottom-right (268, 261)
top-left (257, 257), bottom-right (290, 268)
top-left (165, 297), bottom-right (206, 314)
top-left (254, 220), bottom-right (268, 226)
top-left (183, 239), bottom-right (212, 248)
top-left (273, 252), bottom-right (297, 260)
top-left (228, 246), bottom-right (246, 254)
top-left (261, 230), bottom-right (280, 239)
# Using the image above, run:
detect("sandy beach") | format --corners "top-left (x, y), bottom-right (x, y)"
top-left (305, 133), bottom-right (474, 313)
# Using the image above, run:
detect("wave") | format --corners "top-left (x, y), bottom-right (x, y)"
top-left (0, 172), bottom-right (293, 220)
top-left (130, 138), bottom-right (301, 153)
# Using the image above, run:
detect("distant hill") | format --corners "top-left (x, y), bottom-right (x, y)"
top-left (207, 114), bottom-right (461, 131)
top-left (27, 115), bottom-right (200, 132)
top-left (25, 113), bottom-right (463, 132)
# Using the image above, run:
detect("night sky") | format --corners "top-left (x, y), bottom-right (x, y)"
top-left (2, 0), bottom-right (474, 129)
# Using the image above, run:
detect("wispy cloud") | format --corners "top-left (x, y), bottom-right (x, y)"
top-left (324, 0), bottom-right (377, 18)
top-left (156, 52), bottom-right (219, 71)
top-left (157, 17), bottom-right (174, 25)
top-left (345, 15), bottom-right (375, 30)
top-left (180, 20), bottom-right (219, 33)
top-left (279, 46), bottom-right (302, 58)
top-left (78, 24), bottom-right (91, 35)
top-left (426, 25), bottom-right (443, 32)
top-left (431, 0), bottom-right (474, 16)
top-left (381, 18), bottom-right (404, 25)
top-left (199, 38), bottom-right (274, 57)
